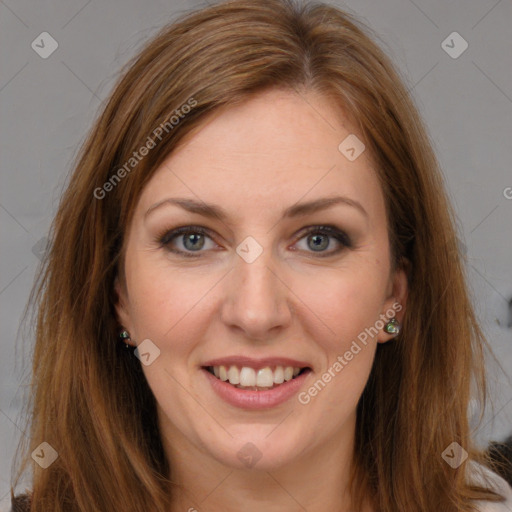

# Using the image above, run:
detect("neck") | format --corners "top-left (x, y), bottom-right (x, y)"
top-left (160, 412), bottom-right (373, 512)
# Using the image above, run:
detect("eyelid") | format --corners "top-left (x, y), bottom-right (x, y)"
top-left (158, 225), bottom-right (213, 246)
top-left (296, 224), bottom-right (352, 247)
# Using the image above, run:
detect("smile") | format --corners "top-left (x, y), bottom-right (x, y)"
top-left (201, 358), bottom-right (313, 409)
top-left (205, 364), bottom-right (309, 390)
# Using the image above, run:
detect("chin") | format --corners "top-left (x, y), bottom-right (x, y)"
top-left (206, 427), bottom-right (304, 471)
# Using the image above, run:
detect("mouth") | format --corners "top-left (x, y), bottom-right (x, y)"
top-left (202, 364), bottom-right (312, 391)
top-left (200, 356), bottom-right (313, 409)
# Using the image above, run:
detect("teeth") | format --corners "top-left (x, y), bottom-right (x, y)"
top-left (239, 367), bottom-right (256, 386)
top-left (256, 367), bottom-right (274, 387)
top-left (273, 366), bottom-right (284, 384)
top-left (210, 364), bottom-right (305, 388)
top-left (227, 365), bottom-right (240, 384)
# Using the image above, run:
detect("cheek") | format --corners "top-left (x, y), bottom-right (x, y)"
top-left (296, 284), bottom-right (379, 437)
top-left (291, 267), bottom-right (384, 410)
top-left (294, 264), bottom-right (387, 347)
top-left (124, 250), bottom-right (216, 341)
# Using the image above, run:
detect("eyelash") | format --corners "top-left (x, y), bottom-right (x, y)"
top-left (156, 225), bottom-right (352, 258)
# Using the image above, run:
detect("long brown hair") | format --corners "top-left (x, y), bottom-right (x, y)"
top-left (13, 0), bottom-right (506, 510)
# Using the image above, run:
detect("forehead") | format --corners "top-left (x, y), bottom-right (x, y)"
top-left (135, 89), bottom-right (385, 225)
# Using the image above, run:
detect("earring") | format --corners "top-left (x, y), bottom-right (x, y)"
top-left (119, 330), bottom-right (132, 348)
top-left (384, 317), bottom-right (401, 335)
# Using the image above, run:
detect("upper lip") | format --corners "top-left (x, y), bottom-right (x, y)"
top-left (202, 356), bottom-right (312, 371)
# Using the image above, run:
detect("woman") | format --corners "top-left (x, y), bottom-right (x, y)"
top-left (10, 0), bottom-right (512, 510)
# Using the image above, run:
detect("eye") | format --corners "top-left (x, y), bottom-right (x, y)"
top-left (157, 224), bottom-right (352, 258)
top-left (158, 226), bottom-right (218, 258)
top-left (293, 225), bottom-right (352, 256)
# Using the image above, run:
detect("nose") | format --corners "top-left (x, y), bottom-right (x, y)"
top-left (220, 248), bottom-right (293, 341)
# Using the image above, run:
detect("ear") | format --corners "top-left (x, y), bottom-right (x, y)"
top-left (377, 263), bottom-right (408, 344)
top-left (114, 276), bottom-right (135, 346)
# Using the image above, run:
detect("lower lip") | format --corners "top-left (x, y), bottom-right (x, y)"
top-left (202, 368), bottom-right (311, 410)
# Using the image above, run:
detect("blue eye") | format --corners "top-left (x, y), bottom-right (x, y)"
top-left (295, 225), bottom-right (352, 256)
top-left (158, 226), bottom-right (215, 257)
top-left (158, 224), bottom-right (351, 258)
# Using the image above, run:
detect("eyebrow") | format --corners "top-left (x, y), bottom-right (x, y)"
top-left (144, 195), bottom-right (368, 221)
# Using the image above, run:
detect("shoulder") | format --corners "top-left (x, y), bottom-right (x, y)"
top-left (468, 461), bottom-right (512, 511)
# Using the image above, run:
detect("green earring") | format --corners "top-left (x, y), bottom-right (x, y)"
top-left (384, 317), bottom-right (401, 335)
top-left (119, 330), bottom-right (131, 348)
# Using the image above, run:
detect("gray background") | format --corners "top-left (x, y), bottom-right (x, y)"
top-left (1, 0), bottom-right (511, 505)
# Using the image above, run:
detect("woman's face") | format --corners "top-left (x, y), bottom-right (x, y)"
top-left (116, 88), bottom-right (407, 472)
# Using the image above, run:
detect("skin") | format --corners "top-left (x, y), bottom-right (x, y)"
top-left (115, 88), bottom-right (408, 512)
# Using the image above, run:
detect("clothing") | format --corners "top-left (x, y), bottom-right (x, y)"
top-left (469, 461), bottom-right (512, 511)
